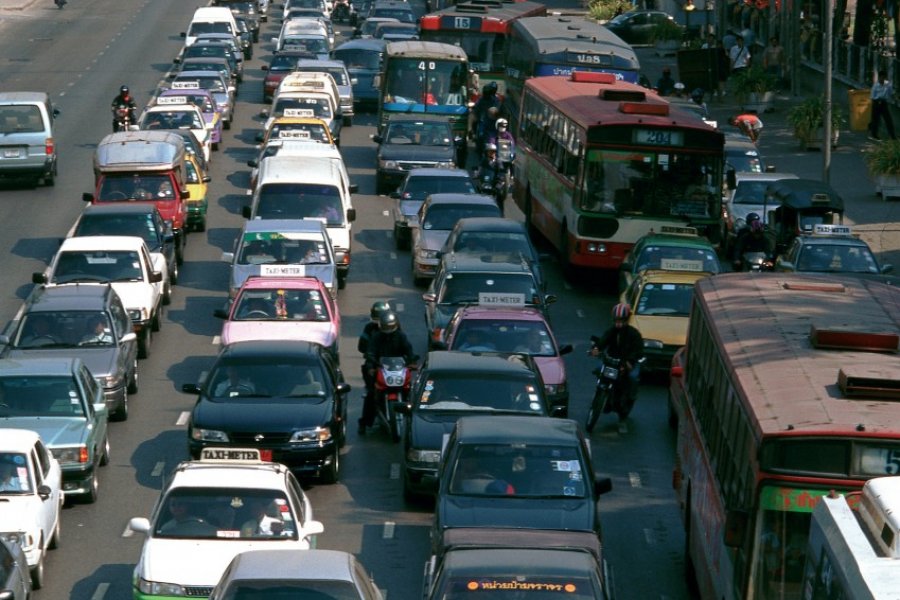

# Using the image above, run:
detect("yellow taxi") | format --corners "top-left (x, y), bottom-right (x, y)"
top-left (184, 151), bottom-right (210, 232)
top-left (619, 268), bottom-right (712, 372)
top-left (256, 116), bottom-right (335, 148)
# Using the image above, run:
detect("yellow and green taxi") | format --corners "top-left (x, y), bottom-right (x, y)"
top-left (619, 268), bottom-right (712, 372)
top-left (618, 225), bottom-right (720, 293)
top-left (256, 116), bottom-right (335, 148)
top-left (183, 151), bottom-right (210, 232)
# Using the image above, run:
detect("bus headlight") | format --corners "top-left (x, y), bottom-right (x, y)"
top-left (584, 243), bottom-right (608, 254)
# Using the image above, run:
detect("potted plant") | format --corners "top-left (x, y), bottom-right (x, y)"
top-left (865, 139), bottom-right (900, 199)
top-left (731, 67), bottom-right (777, 112)
top-left (652, 18), bottom-right (683, 57)
top-left (787, 97), bottom-right (843, 150)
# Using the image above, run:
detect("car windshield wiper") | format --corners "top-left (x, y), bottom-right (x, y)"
top-left (283, 393), bottom-right (326, 399)
top-left (54, 275), bottom-right (110, 283)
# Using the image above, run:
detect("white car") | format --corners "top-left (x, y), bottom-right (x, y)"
top-left (129, 448), bottom-right (324, 598)
top-left (33, 236), bottom-right (165, 359)
top-left (0, 428), bottom-right (64, 590)
top-left (138, 102), bottom-right (212, 163)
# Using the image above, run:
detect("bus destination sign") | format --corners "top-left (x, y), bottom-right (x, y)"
top-left (439, 15), bottom-right (482, 30)
top-left (565, 51), bottom-right (612, 67)
top-left (633, 129), bottom-right (684, 147)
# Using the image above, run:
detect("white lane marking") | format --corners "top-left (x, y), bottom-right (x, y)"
top-left (212, 335), bottom-right (221, 345)
top-left (382, 521), bottom-right (396, 539)
top-left (176, 411), bottom-right (190, 426)
top-left (121, 525), bottom-right (134, 538)
top-left (91, 582), bottom-right (110, 599)
top-left (628, 472), bottom-right (642, 487)
top-left (389, 463), bottom-right (400, 479)
top-left (395, 303), bottom-right (404, 313)
top-left (382, 210), bottom-right (390, 216)
top-left (151, 462), bottom-right (165, 477)
top-left (643, 528), bottom-right (654, 545)
top-left (576, 309), bottom-right (585, 318)
top-left (393, 276), bottom-right (402, 286)
top-left (390, 252), bottom-right (397, 260)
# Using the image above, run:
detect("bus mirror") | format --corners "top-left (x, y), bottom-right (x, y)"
top-left (724, 509), bottom-right (749, 547)
top-left (726, 169), bottom-right (736, 190)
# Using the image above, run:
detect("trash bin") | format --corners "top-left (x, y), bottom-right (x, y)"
top-left (848, 88), bottom-right (872, 132)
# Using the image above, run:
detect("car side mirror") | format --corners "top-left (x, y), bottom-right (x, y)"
top-left (32, 272), bottom-right (48, 285)
top-left (351, 77), bottom-right (358, 85)
top-left (213, 308), bottom-right (229, 319)
top-left (422, 292), bottom-right (436, 303)
top-left (765, 165), bottom-right (777, 173)
top-left (372, 134), bottom-right (383, 144)
top-left (776, 260), bottom-right (793, 271)
top-left (149, 271), bottom-right (163, 283)
top-left (544, 294), bottom-right (558, 305)
top-left (180, 32), bottom-right (186, 38)
top-left (431, 340), bottom-right (448, 351)
top-left (558, 344), bottom-right (573, 355)
top-left (242, 206), bottom-right (252, 219)
top-left (349, 183), bottom-right (359, 194)
top-left (303, 520), bottom-right (325, 537)
top-left (52, 108), bottom-right (61, 118)
top-left (38, 484), bottom-right (52, 500)
top-left (337, 382), bottom-right (352, 395)
top-left (882, 263), bottom-right (894, 274)
top-left (726, 168), bottom-right (736, 190)
top-left (247, 158), bottom-right (258, 168)
top-left (389, 191), bottom-right (400, 199)
top-left (129, 517), bottom-right (151, 534)
top-left (221, 252), bottom-right (234, 263)
top-left (173, 56), bottom-right (182, 64)
top-left (181, 188), bottom-right (190, 200)
top-left (346, 208), bottom-right (356, 222)
top-left (121, 332), bottom-right (138, 344)
top-left (82, 192), bottom-right (94, 202)
top-left (202, 175), bottom-right (211, 183)
top-left (182, 383), bottom-right (201, 394)
top-left (94, 402), bottom-right (108, 415)
top-left (550, 405), bottom-right (566, 418)
top-left (255, 132), bottom-right (264, 142)
top-left (594, 476), bottom-right (613, 496)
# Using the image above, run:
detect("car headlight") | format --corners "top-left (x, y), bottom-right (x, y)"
top-left (417, 248), bottom-right (438, 260)
top-left (138, 579), bottom-right (187, 596)
top-left (190, 428), bottom-right (230, 442)
top-left (290, 426), bottom-right (332, 443)
top-left (128, 308), bottom-right (149, 323)
top-left (406, 449), bottom-right (441, 464)
top-left (436, 160), bottom-right (456, 168)
top-left (51, 446), bottom-right (88, 465)
top-left (644, 339), bottom-right (665, 350)
top-left (379, 159), bottom-right (398, 170)
top-left (0, 532), bottom-right (32, 549)
top-left (103, 373), bottom-right (124, 389)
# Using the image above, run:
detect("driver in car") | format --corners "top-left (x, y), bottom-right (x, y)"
top-left (213, 366), bottom-right (256, 397)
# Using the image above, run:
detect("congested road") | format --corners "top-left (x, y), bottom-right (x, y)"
top-left (0, 0), bottom-right (693, 598)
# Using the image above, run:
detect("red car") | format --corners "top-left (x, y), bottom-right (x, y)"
top-left (439, 306), bottom-right (572, 416)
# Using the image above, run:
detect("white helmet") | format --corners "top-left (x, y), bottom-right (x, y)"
top-left (496, 118), bottom-right (508, 130)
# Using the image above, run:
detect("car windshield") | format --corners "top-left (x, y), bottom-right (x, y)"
top-left (256, 183), bottom-right (343, 225)
top-left (423, 205), bottom-right (499, 231)
top-left (51, 250), bottom-right (143, 284)
top-left (733, 181), bottom-right (776, 205)
top-left (221, 580), bottom-right (360, 600)
top-left (448, 443), bottom-right (587, 498)
top-left (269, 55), bottom-right (302, 71)
top-left (416, 373), bottom-right (544, 413)
top-left (797, 244), bottom-right (880, 273)
top-left (206, 358), bottom-right (328, 399)
top-left (14, 311), bottom-right (114, 349)
top-left (385, 122), bottom-right (451, 146)
top-left (0, 453), bottom-right (32, 494)
top-left (75, 214), bottom-right (160, 248)
top-left (184, 46), bottom-right (231, 61)
top-left (451, 232), bottom-right (534, 260)
top-left (634, 245), bottom-right (719, 274)
top-left (178, 76), bottom-right (227, 93)
top-left (402, 176), bottom-right (475, 201)
top-left (142, 110), bottom-right (204, 130)
top-left (283, 37), bottom-right (329, 53)
top-left (438, 273), bottom-right (540, 306)
top-left (451, 320), bottom-right (555, 357)
top-left (334, 49), bottom-right (382, 70)
top-left (0, 376), bottom-right (85, 418)
top-left (437, 575), bottom-right (598, 600)
top-left (634, 282), bottom-right (695, 316)
top-left (97, 174), bottom-right (176, 202)
top-left (725, 149), bottom-right (763, 173)
top-left (373, 8), bottom-right (414, 22)
top-left (237, 234), bottom-right (330, 265)
top-left (297, 66), bottom-right (349, 86)
top-left (234, 288), bottom-right (330, 321)
top-left (188, 22), bottom-right (233, 36)
top-left (273, 96), bottom-right (332, 120)
top-left (153, 488), bottom-right (299, 540)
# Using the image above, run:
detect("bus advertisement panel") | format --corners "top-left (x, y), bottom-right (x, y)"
top-left (512, 71), bottom-right (722, 271)
top-left (670, 273), bottom-right (900, 600)
top-left (377, 41), bottom-right (473, 137)
top-left (419, 0), bottom-right (546, 97)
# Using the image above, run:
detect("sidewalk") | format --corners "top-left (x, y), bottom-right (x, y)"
top-left (0, 0), bottom-right (40, 10)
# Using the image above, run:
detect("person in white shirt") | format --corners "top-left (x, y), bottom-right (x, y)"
top-left (80, 315), bottom-right (114, 345)
top-left (870, 70), bottom-right (897, 140)
top-left (0, 462), bottom-right (24, 492)
top-left (729, 35), bottom-right (751, 73)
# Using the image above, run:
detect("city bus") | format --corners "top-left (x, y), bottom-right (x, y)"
top-left (376, 41), bottom-right (473, 137)
top-left (504, 16), bottom-right (640, 124)
top-left (419, 0), bottom-right (547, 97)
top-left (512, 71), bottom-right (723, 271)
top-left (802, 479), bottom-right (900, 599)
top-left (669, 273), bottom-right (900, 600)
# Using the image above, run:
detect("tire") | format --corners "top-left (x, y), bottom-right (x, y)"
top-left (667, 392), bottom-right (678, 430)
top-left (151, 309), bottom-right (161, 332)
top-left (169, 260), bottom-right (179, 285)
top-left (524, 189), bottom-right (538, 238)
top-left (343, 115), bottom-right (352, 127)
top-left (84, 470), bottom-right (99, 504)
top-left (176, 240), bottom-right (185, 266)
top-left (48, 518), bottom-right (60, 550)
top-left (127, 361), bottom-right (139, 395)
top-left (338, 274), bottom-right (347, 289)
top-left (585, 386), bottom-right (608, 433)
top-left (111, 392), bottom-right (128, 422)
top-left (389, 406), bottom-right (403, 443)
top-left (195, 217), bottom-right (206, 233)
top-left (138, 329), bottom-right (151, 359)
top-left (162, 278), bottom-right (172, 306)
top-left (99, 435), bottom-right (111, 466)
top-left (375, 173), bottom-right (386, 195)
top-left (30, 555), bottom-right (44, 590)
top-left (224, 119), bottom-right (232, 130)
top-left (320, 445), bottom-right (340, 484)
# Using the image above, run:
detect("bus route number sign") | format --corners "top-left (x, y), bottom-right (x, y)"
top-left (634, 129), bottom-right (684, 147)
top-left (440, 15), bottom-right (481, 30)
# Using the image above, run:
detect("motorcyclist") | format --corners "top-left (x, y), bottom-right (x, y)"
top-left (358, 301), bottom-right (393, 434)
top-left (489, 117), bottom-right (515, 164)
top-left (691, 88), bottom-right (708, 116)
top-left (470, 82), bottom-right (500, 154)
top-left (111, 85), bottom-right (137, 132)
top-left (360, 310), bottom-right (415, 434)
top-left (729, 211), bottom-right (760, 261)
top-left (475, 142), bottom-right (504, 211)
top-left (588, 303), bottom-right (643, 432)
top-left (732, 219), bottom-right (774, 270)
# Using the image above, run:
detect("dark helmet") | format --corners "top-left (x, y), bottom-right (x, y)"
top-left (378, 311), bottom-right (400, 333)
top-left (370, 301), bottom-right (392, 320)
top-left (483, 81), bottom-right (498, 95)
top-left (691, 88), bottom-right (704, 102)
top-left (746, 212), bottom-right (761, 225)
top-left (120, 85), bottom-right (130, 95)
top-left (612, 303), bottom-right (632, 321)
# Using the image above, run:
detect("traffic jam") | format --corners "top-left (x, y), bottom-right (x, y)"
top-left (0, 0), bottom-right (898, 599)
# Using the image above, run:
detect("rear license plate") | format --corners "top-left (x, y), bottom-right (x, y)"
top-left (3, 148), bottom-right (21, 158)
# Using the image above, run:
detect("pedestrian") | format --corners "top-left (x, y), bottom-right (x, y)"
top-left (715, 40), bottom-right (730, 99)
top-left (656, 67), bottom-right (676, 96)
top-left (869, 70), bottom-right (897, 141)
top-left (763, 37), bottom-right (785, 82)
top-left (729, 35), bottom-right (751, 75)
top-left (701, 33), bottom-right (716, 49)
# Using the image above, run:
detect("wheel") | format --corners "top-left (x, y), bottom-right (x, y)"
top-left (84, 470), bottom-right (99, 504)
top-left (169, 260), bottom-right (178, 285)
top-left (389, 406), bottom-right (403, 443)
top-left (337, 413), bottom-right (347, 448)
top-left (99, 435), bottom-right (111, 466)
top-left (111, 392), bottom-right (128, 422)
top-left (667, 392), bottom-right (678, 429)
top-left (585, 387), bottom-right (608, 434)
top-left (343, 115), bottom-right (352, 127)
top-left (127, 360), bottom-right (138, 395)
top-left (138, 329), bottom-right (151, 359)
top-left (212, 141), bottom-right (219, 152)
top-left (151, 309), bottom-right (161, 332)
top-left (338, 274), bottom-right (347, 289)
top-left (30, 555), bottom-right (44, 590)
top-left (48, 518), bottom-right (60, 550)
top-left (176, 236), bottom-right (185, 265)
top-left (162, 278), bottom-right (172, 306)
top-left (195, 217), bottom-right (206, 233)
top-left (320, 445), bottom-right (340, 484)
top-left (224, 119), bottom-right (232, 130)
top-left (524, 189), bottom-right (538, 239)
top-left (375, 173), bottom-right (386, 195)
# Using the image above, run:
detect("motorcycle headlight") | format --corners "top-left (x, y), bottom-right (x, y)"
top-left (290, 427), bottom-right (332, 443)
top-left (417, 248), bottom-right (438, 260)
top-left (190, 428), bottom-right (230, 442)
top-left (643, 339), bottom-right (664, 350)
top-left (385, 374), bottom-right (404, 387)
top-left (138, 579), bottom-right (187, 596)
top-left (379, 159), bottom-right (398, 170)
top-left (406, 449), bottom-right (442, 464)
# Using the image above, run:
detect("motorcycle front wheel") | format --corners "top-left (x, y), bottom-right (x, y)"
top-left (388, 403), bottom-right (403, 443)
top-left (585, 385), bottom-right (610, 433)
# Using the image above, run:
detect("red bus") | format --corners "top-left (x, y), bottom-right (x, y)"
top-left (512, 71), bottom-right (724, 271)
top-left (669, 273), bottom-right (900, 600)
top-left (419, 0), bottom-right (546, 98)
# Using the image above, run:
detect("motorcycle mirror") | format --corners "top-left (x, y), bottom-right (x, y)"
top-left (337, 383), bottom-right (352, 395)
top-left (349, 183), bottom-right (359, 194)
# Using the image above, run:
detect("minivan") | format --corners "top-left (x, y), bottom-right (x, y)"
top-left (182, 6), bottom-right (239, 47)
top-left (0, 92), bottom-right (60, 186)
top-left (332, 38), bottom-right (386, 107)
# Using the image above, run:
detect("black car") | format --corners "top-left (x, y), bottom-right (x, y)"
top-left (261, 49), bottom-right (318, 102)
top-left (423, 528), bottom-right (613, 600)
top-left (603, 10), bottom-right (681, 45)
top-left (390, 168), bottom-right (477, 250)
top-left (431, 416), bottom-right (612, 553)
top-left (182, 340), bottom-right (351, 483)
top-left (228, 1), bottom-right (260, 43)
top-left (373, 116), bottom-right (463, 194)
top-left (179, 40), bottom-right (244, 83)
top-left (398, 351), bottom-right (552, 500)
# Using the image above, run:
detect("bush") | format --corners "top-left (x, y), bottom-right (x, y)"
top-left (865, 139), bottom-right (900, 175)
top-left (587, 0), bottom-right (632, 22)
top-left (787, 97), bottom-right (844, 140)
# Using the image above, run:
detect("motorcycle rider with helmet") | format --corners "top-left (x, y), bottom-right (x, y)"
top-left (474, 142), bottom-right (504, 212)
top-left (111, 85), bottom-right (137, 132)
top-left (489, 117), bottom-right (515, 160)
top-left (360, 310), bottom-right (416, 434)
top-left (469, 82), bottom-right (500, 155)
top-left (358, 301), bottom-right (393, 434)
top-left (588, 303), bottom-right (643, 432)
top-left (690, 88), bottom-right (708, 116)
top-left (732, 218), bottom-right (774, 271)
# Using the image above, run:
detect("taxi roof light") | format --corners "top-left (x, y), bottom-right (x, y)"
top-left (812, 224), bottom-right (852, 236)
top-left (200, 447), bottom-right (263, 462)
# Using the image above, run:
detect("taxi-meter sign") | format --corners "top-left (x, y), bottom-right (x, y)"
top-left (813, 224), bottom-right (852, 236)
top-left (478, 292), bottom-right (526, 307)
top-left (200, 448), bottom-right (262, 461)
top-left (660, 258), bottom-right (705, 272)
top-left (278, 129), bottom-right (312, 139)
top-left (172, 80), bottom-right (200, 90)
top-left (283, 108), bottom-right (316, 118)
top-left (157, 96), bottom-right (189, 105)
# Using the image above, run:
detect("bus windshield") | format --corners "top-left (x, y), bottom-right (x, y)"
top-left (752, 506), bottom-right (810, 600)
top-left (580, 149), bottom-right (721, 220)
top-left (424, 32), bottom-right (496, 71)
top-left (384, 58), bottom-right (468, 106)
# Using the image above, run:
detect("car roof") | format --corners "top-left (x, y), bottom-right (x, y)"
top-left (226, 549), bottom-right (356, 582)
top-left (240, 276), bottom-right (327, 291)
top-left (407, 167), bottom-right (469, 178)
top-left (451, 217), bottom-right (527, 233)
top-left (441, 546), bottom-right (599, 575)
top-left (175, 70), bottom-right (228, 81)
top-left (635, 270), bottom-right (712, 284)
top-left (441, 252), bottom-right (534, 274)
top-left (634, 232), bottom-right (715, 250)
top-left (219, 339), bottom-right (324, 359)
top-left (0, 91), bottom-right (50, 104)
top-left (59, 235), bottom-right (147, 252)
top-left (454, 415), bottom-right (580, 445)
top-left (333, 38), bottom-right (387, 51)
top-left (241, 219), bottom-right (328, 235)
top-left (0, 357), bottom-right (80, 377)
top-left (426, 193), bottom-right (496, 207)
top-left (453, 306), bottom-right (546, 322)
top-left (439, 527), bottom-right (601, 560)
top-left (734, 172), bottom-right (799, 183)
top-left (387, 114), bottom-right (451, 125)
top-left (295, 59), bottom-right (349, 70)
top-left (170, 460), bottom-right (290, 490)
top-left (29, 284), bottom-right (115, 311)
top-left (424, 351), bottom-right (538, 376)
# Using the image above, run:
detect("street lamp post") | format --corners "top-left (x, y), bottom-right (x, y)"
top-left (685, 0), bottom-right (696, 39)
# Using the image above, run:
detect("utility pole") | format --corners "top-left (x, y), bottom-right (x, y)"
top-left (823, 0), bottom-right (833, 183)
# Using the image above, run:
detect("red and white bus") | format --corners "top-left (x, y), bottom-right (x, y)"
top-left (669, 273), bottom-right (900, 600)
top-left (512, 71), bottom-right (724, 271)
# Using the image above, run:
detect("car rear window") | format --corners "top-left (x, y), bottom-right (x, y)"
top-left (0, 105), bottom-right (43, 134)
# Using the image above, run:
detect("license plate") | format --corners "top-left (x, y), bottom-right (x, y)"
top-left (602, 366), bottom-right (619, 379)
top-left (3, 148), bottom-right (20, 158)
top-left (259, 449), bottom-right (273, 462)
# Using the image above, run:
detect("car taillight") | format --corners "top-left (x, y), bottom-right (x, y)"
top-left (45, 137), bottom-right (55, 156)
top-left (431, 327), bottom-right (443, 341)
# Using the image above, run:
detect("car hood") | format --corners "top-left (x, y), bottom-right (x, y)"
top-left (111, 282), bottom-right (155, 313)
top-left (379, 144), bottom-right (454, 162)
top-left (220, 321), bottom-right (337, 347)
top-left (630, 315), bottom-right (690, 346)
top-left (0, 496), bottom-right (45, 529)
top-left (5, 347), bottom-right (118, 379)
top-left (231, 264), bottom-right (337, 293)
top-left (409, 410), bottom-right (463, 450)
top-left (533, 356), bottom-right (565, 386)
top-left (0, 417), bottom-right (89, 446)
top-left (419, 229), bottom-right (450, 252)
top-left (193, 397), bottom-right (332, 431)
top-left (438, 495), bottom-right (595, 531)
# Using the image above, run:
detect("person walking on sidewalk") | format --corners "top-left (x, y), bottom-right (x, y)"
top-left (869, 70), bottom-right (897, 140)
top-left (729, 35), bottom-right (751, 75)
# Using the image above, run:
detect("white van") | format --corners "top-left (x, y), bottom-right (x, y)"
top-left (243, 155), bottom-right (356, 288)
top-left (275, 72), bottom-right (341, 119)
top-left (248, 139), bottom-right (357, 193)
top-left (182, 7), bottom-right (239, 47)
top-left (264, 89), bottom-right (342, 146)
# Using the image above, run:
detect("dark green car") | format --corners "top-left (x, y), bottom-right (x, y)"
top-left (618, 226), bottom-right (721, 293)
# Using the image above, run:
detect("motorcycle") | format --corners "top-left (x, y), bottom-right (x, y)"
top-left (112, 107), bottom-right (133, 133)
top-left (476, 163), bottom-right (507, 214)
top-left (739, 251), bottom-right (773, 272)
top-left (374, 356), bottom-right (416, 443)
top-left (54, 0), bottom-right (66, 8)
top-left (333, 0), bottom-right (351, 23)
top-left (585, 343), bottom-right (643, 433)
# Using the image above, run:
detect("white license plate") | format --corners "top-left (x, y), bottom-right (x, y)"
top-left (3, 149), bottom-right (21, 158)
top-left (602, 366), bottom-right (619, 379)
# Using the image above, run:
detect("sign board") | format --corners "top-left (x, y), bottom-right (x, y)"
top-left (172, 81), bottom-right (200, 90)
top-left (278, 129), bottom-right (312, 139)
top-left (200, 448), bottom-right (262, 461)
top-left (261, 264), bottom-right (309, 276)
top-left (478, 292), bottom-right (526, 307)
top-left (660, 258), bottom-right (705, 272)
top-left (660, 225), bottom-right (698, 236)
top-left (157, 96), bottom-right (188, 105)
top-left (283, 108), bottom-right (316, 118)
top-left (813, 224), bottom-right (852, 236)
top-left (633, 129), bottom-right (684, 147)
